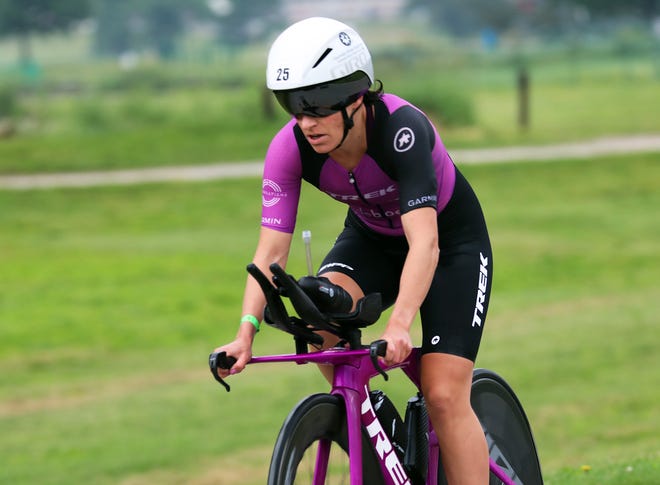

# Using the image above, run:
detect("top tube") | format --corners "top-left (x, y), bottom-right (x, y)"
top-left (249, 346), bottom-right (424, 391)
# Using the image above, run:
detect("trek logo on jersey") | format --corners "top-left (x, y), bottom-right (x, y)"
top-left (472, 252), bottom-right (489, 327)
top-left (361, 387), bottom-right (411, 485)
top-left (393, 127), bottom-right (415, 153)
top-left (327, 184), bottom-right (397, 202)
top-left (262, 178), bottom-right (286, 207)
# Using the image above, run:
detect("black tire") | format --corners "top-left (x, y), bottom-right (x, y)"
top-left (268, 393), bottom-right (385, 485)
top-left (471, 369), bottom-right (543, 485)
top-left (437, 369), bottom-right (543, 485)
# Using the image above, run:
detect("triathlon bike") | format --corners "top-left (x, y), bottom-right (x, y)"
top-left (209, 262), bottom-right (543, 485)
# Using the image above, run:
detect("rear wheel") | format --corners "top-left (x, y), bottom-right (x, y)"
top-left (437, 369), bottom-right (543, 485)
top-left (267, 393), bottom-right (384, 485)
top-left (471, 369), bottom-right (543, 485)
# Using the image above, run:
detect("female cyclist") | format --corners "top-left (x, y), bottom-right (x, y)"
top-left (214, 17), bottom-right (493, 485)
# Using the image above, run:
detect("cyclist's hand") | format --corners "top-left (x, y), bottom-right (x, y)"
top-left (213, 338), bottom-right (252, 378)
top-left (379, 323), bottom-right (412, 365)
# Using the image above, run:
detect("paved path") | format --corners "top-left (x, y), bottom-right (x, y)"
top-left (1, 134), bottom-right (659, 190)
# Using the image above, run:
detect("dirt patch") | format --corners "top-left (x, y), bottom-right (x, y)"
top-left (2, 134), bottom-right (659, 190)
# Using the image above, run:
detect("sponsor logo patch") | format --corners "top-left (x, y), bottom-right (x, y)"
top-left (393, 127), bottom-right (415, 152)
top-left (262, 179), bottom-right (285, 207)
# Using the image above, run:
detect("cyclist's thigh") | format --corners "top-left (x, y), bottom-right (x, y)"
top-left (318, 224), bottom-right (405, 307)
top-left (420, 241), bottom-right (492, 361)
top-left (319, 271), bottom-right (365, 304)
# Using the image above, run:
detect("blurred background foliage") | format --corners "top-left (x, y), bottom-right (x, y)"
top-left (0, 0), bottom-right (658, 172)
top-left (1, 0), bottom-right (657, 61)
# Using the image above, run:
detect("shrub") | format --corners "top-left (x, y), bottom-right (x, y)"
top-left (399, 81), bottom-right (475, 127)
top-left (0, 85), bottom-right (17, 118)
top-left (73, 99), bottom-right (111, 130)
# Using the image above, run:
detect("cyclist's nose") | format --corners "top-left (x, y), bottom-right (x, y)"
top-left (296, 114), bottom-right (318, 128)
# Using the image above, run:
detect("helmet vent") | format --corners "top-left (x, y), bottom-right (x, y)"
top-left (312, 48), bottom-right (333, 68)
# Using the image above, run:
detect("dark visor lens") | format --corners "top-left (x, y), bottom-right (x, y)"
top-left (273, 73), bottom-right (371, 117)
top-left (274, 88), bottom-right (344, 117)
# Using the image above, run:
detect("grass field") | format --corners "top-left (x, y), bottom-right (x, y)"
top-left (1, 152), bottom-right (658, 484)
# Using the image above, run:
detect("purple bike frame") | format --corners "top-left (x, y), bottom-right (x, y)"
top-left (249, 346), bottom-right (518, 485)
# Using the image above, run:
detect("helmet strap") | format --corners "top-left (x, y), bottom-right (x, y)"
top-left (332, 102), bottom-right (363, 151)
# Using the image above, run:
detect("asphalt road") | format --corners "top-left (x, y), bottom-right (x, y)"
top-left (1, 134), bottom-right (659, 190)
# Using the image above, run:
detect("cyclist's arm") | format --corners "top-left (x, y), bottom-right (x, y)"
top-left (236, 226), bottom-right (294, 343)
top-left (240, 121), bottom-right (301, 339)
top-left (382, 206), bottom-right (439, 362)
top-left (379, 104), bottom-right (439, 351)
top-left (215, 227), bottom-right (293, 376)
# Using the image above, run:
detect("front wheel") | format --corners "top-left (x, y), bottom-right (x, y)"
top-left (268, 393), bottom-right (384, 485)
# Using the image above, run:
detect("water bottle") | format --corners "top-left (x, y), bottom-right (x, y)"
top-left (403, 393), bottom-right (429, 485)
top-left (369, 390), bottom-right (407, 460)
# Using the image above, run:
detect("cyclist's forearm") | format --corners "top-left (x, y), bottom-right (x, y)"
top-left (241, 274), bottom-right (269, 322)
top-left (389, 208), bottom-right (439, 331)
top-left (235, 227), bottom-right (293, 341)
top-left (234, 268), bottom-right (277, 343)
top-left (389, 242), bottom-right (438, 330)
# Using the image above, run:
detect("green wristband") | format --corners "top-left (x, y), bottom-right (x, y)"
top-left (241, 314), bottom-right (260, 332)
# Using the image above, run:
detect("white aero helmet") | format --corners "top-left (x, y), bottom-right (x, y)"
top-left (266, 17), bottom-right (374, 117)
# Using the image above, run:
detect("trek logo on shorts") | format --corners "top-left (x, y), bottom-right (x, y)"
top-left (472, 252), bottom-right (489, 327)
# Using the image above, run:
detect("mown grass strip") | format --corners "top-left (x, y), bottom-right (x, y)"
top-left (0, 153), bottom-right (658, 484)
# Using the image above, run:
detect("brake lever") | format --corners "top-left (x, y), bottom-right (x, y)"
top-left (209, 351), bottom-right (237, 392)
top-left (369, 339), bottom-right (389, 381)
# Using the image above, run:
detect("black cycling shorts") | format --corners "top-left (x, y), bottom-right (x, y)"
top-left (318, 168), bottom-right (493, 362)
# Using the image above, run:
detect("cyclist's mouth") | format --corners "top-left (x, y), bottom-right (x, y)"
top-left (307, 133), bottom-right (326, 145)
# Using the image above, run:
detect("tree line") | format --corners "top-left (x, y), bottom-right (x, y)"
top-left (0, 0), bottom-right (657, 65)
top-left (0, 0), bottom-right (282, 63)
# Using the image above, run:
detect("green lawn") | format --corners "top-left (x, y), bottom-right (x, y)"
top-left (1, 153), bottom-right (658, 484)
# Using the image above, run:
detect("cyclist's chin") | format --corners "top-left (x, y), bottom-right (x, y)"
top-left (307, 135), bottom-right (335, 153)
top-left (311, 146), bottom-right (333, 155)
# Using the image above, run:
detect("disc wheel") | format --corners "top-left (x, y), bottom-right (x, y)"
top-left (471, 369), bottom-right (543, 485)
top-left (437, 369), bottom-right (543, 485)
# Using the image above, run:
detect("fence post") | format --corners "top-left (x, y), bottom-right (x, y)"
top-left (517, 67), bottom-right (530, 130)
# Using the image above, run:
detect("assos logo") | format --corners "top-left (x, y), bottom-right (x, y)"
top-left (262, 179), bottom-right (285, 207)
top-left (393, 127), bottom-right (415, 153)
top-left (361, 387), bottom-right (410, 485)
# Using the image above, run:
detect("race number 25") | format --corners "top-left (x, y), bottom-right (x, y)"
top-left (276, 68), bottom-right (290, 81)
